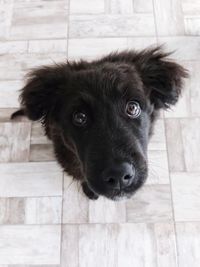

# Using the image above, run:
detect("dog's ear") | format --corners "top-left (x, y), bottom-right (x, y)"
top-left (20, 65), bottom-right (66, 121)
top-left (137, 47), bottom-right (188, 109)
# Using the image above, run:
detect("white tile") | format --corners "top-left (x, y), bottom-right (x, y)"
top-left (31, 122), bottom-right (51, 145)
top-left (185, 16), bottom-right (200, 35)
top-left (61, 225), bottom-right (79, 267)
top-left (69, 14), bottom-right (156, 38)
top-left (29, 144), bottom-right (55, 162)
top-left (0, 41), bottom-right (28, 54)
top-left (28, 39), bottom-right (67, 53)
top-left (0, 122), bottom-right (31, 162)
top-left (189, 62), bottom-right (200, 116)
top-left (154, 0), bottom-right (184, 35)
top-left (70, 0), bottom-right (104, 14)
top-left (10, 1), bottom-right (68, 40)
top-left (133, 0), bottom-right (153, 13)
top-left (171, 172), bottom-right (200, 221)
top-left (109, 0), bottom-right (134, 14)
top-left (182, 0), bottom-right (200, 15)
top-left (0, 198), bottom-right (25, 224)
top-left (0, 162), bottom-right (63, 197)
top-left (127, 37), bottom-right (157, 50)
top-left (180, 118), bottom-right (200, 172)
top-left (0, 81), bottom-right (22, 108)
top-left (176, 222), bottom-right (200, 267)
top-left (68, 37), bottom-right (128, 60)
top-left (89, 196), bottom-right (126, 223)
top-left (25, 197), bottom-right (62, 224)
top-left (62, 174), bottom-right (88, 223)
top-left (0, 225), bottom-right (61, 264)
top-left (117, 223), bottom-right (177, 267)
top-left (158, 37), bottom-right (200, 61)
top-left (0, 0), bottom-right (13, 40)
top-left (147, 150), bottom-right (169, 184)
top-left (165, 119), bottom-right (185, 172)
top-left (126, 185), bottom-right (173, 222)
top-left (148, 119), bottom-right (166, 151)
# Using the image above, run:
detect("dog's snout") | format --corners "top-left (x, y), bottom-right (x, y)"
top-left (103, 162), bottom-right (135, 190)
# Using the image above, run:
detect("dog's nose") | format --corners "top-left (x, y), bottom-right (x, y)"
top-left (103, 162), bottom-right (135, 190)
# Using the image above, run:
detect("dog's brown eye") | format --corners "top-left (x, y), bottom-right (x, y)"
top-left (73, 112), bottom-right (87, 126)
top-left (126, 101), bottom-right (141, 118)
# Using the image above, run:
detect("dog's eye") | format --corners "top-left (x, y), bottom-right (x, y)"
top-left (125, 101), bottom-right (141, 118)
top-left (73, 112), bottom-right (87, 127)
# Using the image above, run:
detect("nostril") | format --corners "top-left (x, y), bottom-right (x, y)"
top-left (124, 174), bottom-right (132, 181)
top-left (107, 177), bottom-right (115, 185)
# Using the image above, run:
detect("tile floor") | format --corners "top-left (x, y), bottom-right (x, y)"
top-left (0, 0), bottom-right (200, 266)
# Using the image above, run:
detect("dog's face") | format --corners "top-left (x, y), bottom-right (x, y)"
top-left (19, 48), bottom-right (187, 200)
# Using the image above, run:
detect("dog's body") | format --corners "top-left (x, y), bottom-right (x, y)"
top-left (12, 47), bottom-right (187, 200)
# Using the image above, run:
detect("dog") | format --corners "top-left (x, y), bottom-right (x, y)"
top-left (11, 47), bottom-right (188, 200)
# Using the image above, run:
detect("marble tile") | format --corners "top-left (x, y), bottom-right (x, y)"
top-left (25, 197), bottom-right (62, 224)
top-left (109, 0), bottom-right (134, 14)
top-left (0, 41), bottom-right (28, 54)
top-left (68, 37), bottom-right (128, 60)
top-left (61, 225), bottom-right (79, 267)
top-left (0, 0), bottom-right (13, 40)
top-left (176, 222), bottom-right (200, 267)
top-left (10, 1), bottom-right (68, 40)
top-left (180, 118), bottom-right (200, 172)
top-left (70, 0), bottom-right (104, 14)
top-left (0, 198), bottom-right (25, 224)
top-left (185, 17), bottom-right (200, 35)
top-left (62, 174), bottom-right (88, 223)
top-left (0, 162), bottom-right (63, 197)
top-left (133, 0), bottom-right (153, 13)
top-left (157, 37), bottom-right (200, 61)
top-left (69, 14), bottom-right (156, 38)
top-left (28, 39), bottom-right (68, 53)
top-left (147, 150), bottom-right (170, 184)
top-left (165, 119), bottom-right (185, 172)
top-left (0, 122), bottom-right (31, 162)
top-left (0, 109), bottom-right (18, 122)
top-left (0, 80), bottom-right (22, 108)
top-left (171, 172), bottom-right (200, 221)
top-left (0, 225), bottom-right (61, 264)
top-left (154, 0), bottom-right (184, 35)
top-left (126, 185), bottom-right (173, 222)
top-left (29, 144), bottom-right (55, 162)
top-left (148, 119), bottom-right (166, 151)
top-left (89, 196), bottom-right (126, 223)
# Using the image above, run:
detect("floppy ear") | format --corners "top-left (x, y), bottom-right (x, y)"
top-left (20, 65), bottom-right (66, 121)
top-left (137, 47), bottom-right (188, 109)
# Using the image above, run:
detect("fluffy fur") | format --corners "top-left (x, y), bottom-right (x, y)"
top-left (12, 47), bottom-right (188, 200)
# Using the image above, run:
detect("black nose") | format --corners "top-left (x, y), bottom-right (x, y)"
top-left (103, 162), bottom-right (135, 190)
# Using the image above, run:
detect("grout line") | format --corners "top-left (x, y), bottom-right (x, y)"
top-left (152, 0), bottom-right (159, 43)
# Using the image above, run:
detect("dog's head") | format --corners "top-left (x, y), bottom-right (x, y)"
top-left (20, 47), bottom-right (187, 200)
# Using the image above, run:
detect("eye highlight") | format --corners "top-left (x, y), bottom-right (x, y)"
top-left (125, 101), bottom-right (141, 118)
top-left (73, 111), bottom-right (87, 127)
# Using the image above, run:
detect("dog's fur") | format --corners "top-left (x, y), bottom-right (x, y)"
top-left (12, 47), bottom-right (188, 200)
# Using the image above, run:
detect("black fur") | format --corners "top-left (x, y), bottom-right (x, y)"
top-left (12, 47), bottom-right (188, 200)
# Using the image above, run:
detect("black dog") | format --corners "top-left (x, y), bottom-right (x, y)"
top-left (12, 47), bottom-right (188, 200)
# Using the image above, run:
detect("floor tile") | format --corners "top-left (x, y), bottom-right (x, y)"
top-left (62, 174), bottom-right (88, 223)
top-left (10, 1), bottom-right (68, 40)
top-left (89, 197), bottom-right (126, 223)
top-left (70, 0), bottom-right (104, 14)
top-left (0, 81), bottom-right (22, 108)
top-left (180, 118), bottom-right (200, 172)
top-left (0, 198), bottom-right (25, 224)
top-left (69, 14), bottom-right (156, 38)
top-left (127, 37), bottom-right (157, 50)
top-left (189, 62), bottom-right (200, 116)
top-left (184, 16), bottom-right (200, 35)
top-left (165, 119), bottom-right (185, 172)
top-left (126, 185), bottom-right (173, 222)
top-left (31, 122), bottom-right (51, 145)
top-left (28, 39), bottom-right (68, 54)
top-left (0, 41), bottom-right (28, 54)
top-left (109, 0), bottom-right (134, 14)
top-left (0, 122), bottom-right (31, 162)
top-left (0, 225), bottom-right (61, 264)
top-left (29, 144), bottom-right (55, 162)
top-left (154, 0), bottom-right (184, 35)
top-left (176, 222), bottom-right (200, 267)
top-left (0, 162), bottom-right (63, 197)
top-left (133, 0), bottom-right (153, 13)
top-left (148, 119), bottom-right (166, 151)
top-left (147, 150), bottom-right (169, 184)
top-left (171, 172), bottom-right (200, 221)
